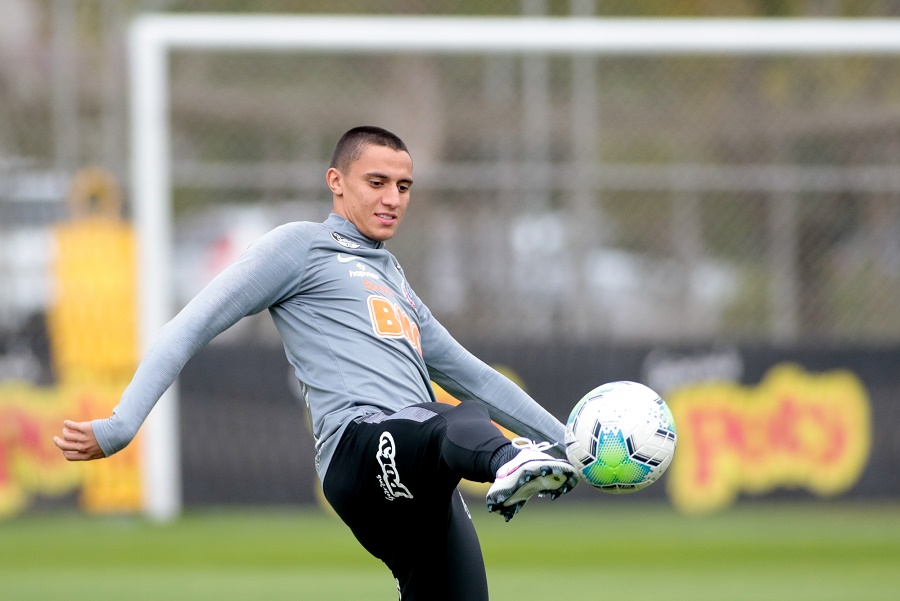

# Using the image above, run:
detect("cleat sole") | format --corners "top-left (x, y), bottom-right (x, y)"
top-left (486, 443), bottom-right (579, 519)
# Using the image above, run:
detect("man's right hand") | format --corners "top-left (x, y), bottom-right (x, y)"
top-left (54, 420), bottom-right (105, 461)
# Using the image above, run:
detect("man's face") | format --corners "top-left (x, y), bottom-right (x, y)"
top-left (328, 144), bottom-right (413, 242)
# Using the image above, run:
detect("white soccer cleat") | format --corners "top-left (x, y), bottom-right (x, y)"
top-left (486, 437), bottom-right (579, 522)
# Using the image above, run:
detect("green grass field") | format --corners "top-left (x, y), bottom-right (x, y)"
top-left (2, 501), bottom-right (898, 600)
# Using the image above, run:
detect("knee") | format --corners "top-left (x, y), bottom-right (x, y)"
top-left (451, 401), bottom-right (490, 420)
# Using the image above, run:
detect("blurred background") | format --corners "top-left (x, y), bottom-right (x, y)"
top-left (1, 0), bottom-right (899, 520)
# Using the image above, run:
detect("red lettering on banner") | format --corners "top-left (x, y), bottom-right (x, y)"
top-left (0, 385), bottom-right (83, 516)
top-left (666, 364), bottom-right (870, 513)
top-left (0, 382), bottom-right (143, 518)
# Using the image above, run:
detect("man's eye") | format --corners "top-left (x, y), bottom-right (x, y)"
top-left (398, 185), bottom-right (409, 193)
top-left (370, 180), bottom-right (383, 187)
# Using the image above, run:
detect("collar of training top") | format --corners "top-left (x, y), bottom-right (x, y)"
top-left (325, 213), bottom-right (386, 250)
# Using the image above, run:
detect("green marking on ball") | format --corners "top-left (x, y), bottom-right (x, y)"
top-left (582, 431), bottom-right (652, 485)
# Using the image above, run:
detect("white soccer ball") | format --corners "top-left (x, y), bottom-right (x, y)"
top-left (565, 381), bottom-right (677, 494)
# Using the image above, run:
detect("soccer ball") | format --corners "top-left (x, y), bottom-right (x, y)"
top-left (565, 381), bottom-right (677, 494)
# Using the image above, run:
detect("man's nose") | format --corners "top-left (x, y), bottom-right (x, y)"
top-left (382, 186), bottom-right (401, 206)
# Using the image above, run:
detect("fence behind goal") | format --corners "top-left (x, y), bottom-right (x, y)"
top-left (150, 18), bottom-right (900, 346)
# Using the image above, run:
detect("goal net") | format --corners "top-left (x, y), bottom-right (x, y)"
top-left (128, 15), bottom-right (900, 519)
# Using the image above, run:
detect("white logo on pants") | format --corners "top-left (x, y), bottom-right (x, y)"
top-left (376, 431), bottom-right (413, 500)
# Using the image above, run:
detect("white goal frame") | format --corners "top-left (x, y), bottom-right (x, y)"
top-left (129, 15), bottom-right (900, 521)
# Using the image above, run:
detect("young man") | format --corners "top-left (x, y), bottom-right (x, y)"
top-left (54, 126), bottom-right (578, 600)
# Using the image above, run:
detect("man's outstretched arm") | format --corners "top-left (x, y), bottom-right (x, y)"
top-left (51, 223), bottom-right (311, 461)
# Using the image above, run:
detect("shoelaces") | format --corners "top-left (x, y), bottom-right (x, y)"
top-left (509, 437), bottom-right (552, 453)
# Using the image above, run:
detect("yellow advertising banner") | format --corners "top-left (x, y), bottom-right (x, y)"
top-left (0, 381), bottom-right (141, 517)
top-left (0, 168), bottom-right (144, 519)
top-left (666, 364), bottom-right (871, 513)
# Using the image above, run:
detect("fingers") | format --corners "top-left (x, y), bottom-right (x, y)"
top-left (62, 419), bottom-right (91, 435)
top-left (53, 431), bottom-right (88, 459)
top-left (53, 420), bottom-right (103, 461)
top-left (60, 427), bottom-right (87, 444)
top-left (53, 435), bottom-right (88, 460)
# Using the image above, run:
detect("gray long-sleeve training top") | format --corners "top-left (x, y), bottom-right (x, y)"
top-left (93, 213), bottom-right (565, 480)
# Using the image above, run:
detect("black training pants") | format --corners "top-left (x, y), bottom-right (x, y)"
top-left (322, 401), bottom-right (510, 601)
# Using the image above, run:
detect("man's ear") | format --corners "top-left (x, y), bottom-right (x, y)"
top-left (326, 167), bottom-right (343, 195)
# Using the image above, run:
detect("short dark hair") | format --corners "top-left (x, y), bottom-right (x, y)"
top-left (329, 126), bottom-right (409, 172)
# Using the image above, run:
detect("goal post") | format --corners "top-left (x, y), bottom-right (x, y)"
top-left (129, 15), bottom-right (900, 521)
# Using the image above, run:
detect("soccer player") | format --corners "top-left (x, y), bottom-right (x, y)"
top-left (54, 126), bottom-right (578, 601)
